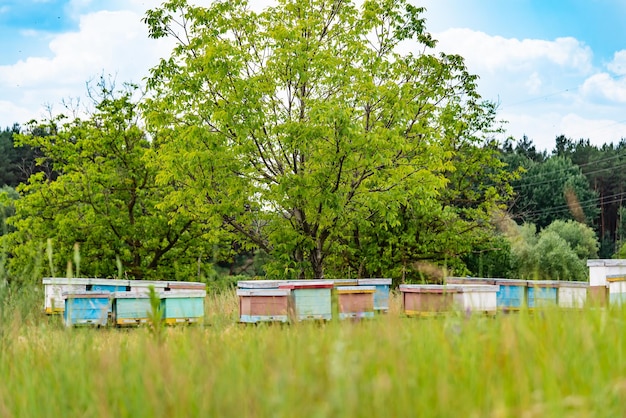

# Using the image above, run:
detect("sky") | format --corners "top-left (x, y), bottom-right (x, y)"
top-left (2, 0), bottom-right (626, 151)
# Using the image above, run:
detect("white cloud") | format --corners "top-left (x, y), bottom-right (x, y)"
top-left (607, 50), bottom-right (626, 76)
top-left (0, 8), bottom-right (174, 126)
top-left (580, 73), bottom-right (626, 103)
top-left (433, 28), bottom-right (594, 75)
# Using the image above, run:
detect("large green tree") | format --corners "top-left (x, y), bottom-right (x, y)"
top-left (143, 0), bottom-right (513, 279)
top-left (4, 84), bottom-right (214, 283)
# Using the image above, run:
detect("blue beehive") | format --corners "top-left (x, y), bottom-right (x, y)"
top-left (279, 281), bottom-right (334, 321)
top-left (527, 280), bottom-right (559, 308)
top-left (494, 279), bottom-right (527, 311)
top-left (63, 291), bottom-right (110, 327)
top-left (357, 278), bottom-right (392, 312)
top-left (112, 291), bottom-right (154, 326)
top-left (160, 290), bottom-right (206, 324)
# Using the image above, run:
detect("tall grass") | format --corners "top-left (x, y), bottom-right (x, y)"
top-left (2, 290), bottom-right (626, 417)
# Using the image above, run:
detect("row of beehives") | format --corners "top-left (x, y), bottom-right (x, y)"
top-left (237, 279), bottom-right (391, 323)
top-left (402, 278), bottom-right (590, 316)
top-left (42, 278), bottom-right (206, 327)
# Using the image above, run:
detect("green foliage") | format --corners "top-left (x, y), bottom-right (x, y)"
top-left (143, 0), bottom-right (514, 279)
top-left (3, 82), bottom-right (216, 283)
top-left (508, 220), bottom-right (595, 281)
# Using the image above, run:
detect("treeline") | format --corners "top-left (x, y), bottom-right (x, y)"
top-left (501, 134), bottom-right (626, 258)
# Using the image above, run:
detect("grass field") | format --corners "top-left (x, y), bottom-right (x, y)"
top-left (1, 286), bottom-right (626, 417)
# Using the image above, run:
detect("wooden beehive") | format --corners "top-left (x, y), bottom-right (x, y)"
top-left (455, 284), bottom-right (499, 315)
top-left (63, 291), bottom-right (110, 327)
top-left (160, 290), bottom-right (206, 324)
top-left (43, 278), bottom-right (91, 314)
top-left (237, 288), bottom-right (291, 323)
top-left (112, 291), bottom-right (154, 326)
top-left (400, 285), bottom-right (461, 316)
top-left (607, 275), bottom-right (626, 306)
top-left (335, 286), bottom-right (375, 319)
top-left (357, 278), bottom-right (392, 312)
top-left (527, 280), bottom-right (559, 308)
top-left (279, 281), bottom-right (333, 321)
top-left (494, 279), bottom-right (527, 311)
top-left (558, 281), bottom-right (588, 309)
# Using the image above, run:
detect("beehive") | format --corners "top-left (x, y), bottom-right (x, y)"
top-left (160, 290), bottom-right (206, 324)
top-left (279, 281), bottom-right (333, 321)
top-left (357, 278), bottom-right (392, 312)
top-left (335, 286), bottom-right (376, 319)
top-left (607, 275), bottom-right (626, 306)
top-left (587, 259), bottom-right (626, 305)
top-left (527, 280), bottom-right (559, 308)
top-left (400, 285), bottom-right (461, 316)
top-left (112, 291), bottom-right (154, 326)
top-left (494, 279), bottom-right (527, 311)
top-left (237, 288), bottom-right (291, 323)
top-left (63, 291), bottom-right (110, 327)
top-left (558, 281), bottom-right (588, 309)
top-left (455, 284), bottom-right (499, 315)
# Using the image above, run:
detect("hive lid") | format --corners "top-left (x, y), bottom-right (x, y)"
top-left (494, 279), bottom-right (528, 286)
top-left (88, 278), bottom-right (130, 287)
top-left (335, 286), bottom-right (376, 294)
top-left (399, 284), bottom-right (461, 293)
top-left (558, 281), bottom-right (589, 287)
top-left (333, 279), bottom-right (359, 286)
top-left (453, 284), bottom-right (500, 292)
top-left (43, 277), bottom-right (91, 285)
top-left (358, 278), bottom-right (392, 285)
top-left (112, 291), bottom-right (156, 299)
top-left (236, 288), bottom-right (291, 297)
top-left (445, 277), bottom-right (496, 285)
top-left (62, 291), bottom-right (111, 299)
top-left (160, 290), bottom-right (207, 298)
top-left (279, 280), bottom-right (334, 290)
top-left (237, 280), bottom-right (282, 289)
top-left (527, 280), bottom-right (561, 287)
top-left (587, 259), bottom-right (626, 267)
top-left (128, 280), bottom-right (168, 288)
top-left (167, 281), bottom-right (206, 290)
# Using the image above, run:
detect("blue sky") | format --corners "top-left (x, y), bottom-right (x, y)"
top-left (2, 0), bottom-right (626, 151)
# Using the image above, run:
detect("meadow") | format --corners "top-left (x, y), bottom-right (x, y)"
top-left (1, 285), bottom-right (626, 417)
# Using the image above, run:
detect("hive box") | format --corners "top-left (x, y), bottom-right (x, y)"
top-left (527, 280), bottom-right (559, 308)
top-left (43, 278), bottom-right (91, 314)
top-left (160, 290), bottom-right (206, 324)
top-left (237, 288), bottom-right (291, 323)
top-left (400, 285), bottom-right (461, 316)
top-left (558, 281), bottom-right (588, 309)
top-left (494, 279), bottom-right (527, 311)
top-left (587, 259), bottom-right (626, 305)
top-left (279, 281), bottom-right (333, 321)
top-left (357, 278), bottom-right (392, 312)
top-left (112, 291), bottom-right (154, 326)
top-left (455, 284), bottom-right (499, 314)
top-left (607, 275), bottom-right (626, 306)
top-left (63, 291), bottom-right (110, 327)
top-left (335, 286), bottom-right (376, 319)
